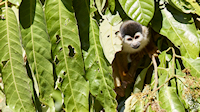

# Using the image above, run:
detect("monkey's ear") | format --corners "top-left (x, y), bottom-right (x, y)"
top-left (142, 26), bottom-right (149, 37)
top-left (117, 31), bottom-right (123, 40)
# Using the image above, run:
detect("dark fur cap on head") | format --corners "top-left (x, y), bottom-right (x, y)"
top-left (120, 20), bottom-right (142, 38)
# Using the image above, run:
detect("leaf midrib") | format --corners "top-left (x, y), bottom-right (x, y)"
top-left (90, 17), bottom-right (113, 105)
top-left (162, 8), bottom-right (191, 58)
top-left (6, 5), bottom-right (26, 110)
top-left (58, 0), bottom-right (78, 111)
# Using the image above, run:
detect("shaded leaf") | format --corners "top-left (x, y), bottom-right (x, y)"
top-left (167, 0), bottom-right (200, 16)
top-left (45, 0), bottom-right (89, 111)
top-left (151, 4), bottom-right (199, 59)
top-left (20, 0), bottom-right (54, 105)
top-left (159, 86), bottom-right (185, 112)
top-left (0, 6), bottom-right (35, 112)
top-left (133, 67), bottom-right (149, 93)
top-left (118, 0), bottom-right (154, 26)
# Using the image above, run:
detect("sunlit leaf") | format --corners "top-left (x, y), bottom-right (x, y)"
top-left (182, 57), bottom-right (200, 77)
top-left (124, 95), bottom-right (137, 112)
top-left (108, 0), bottom-right (115, 12)
top-left (95, 0), bottom-right (106, 15)
top-left (99, 18), bottom-right (122, 64)
top-left (159, 86), bottom-right (185, 111)
top-left (176, 69), bottom-right (189, 109)
top-left (74, 1), bottom-right (117, 111)
top-left (85, 18), bottom-right (117, 112)
top-left (19, 0), bottom-right (54, 106)
top-left (8, 0), bottom-right (21, 6)
top-left (105, 9), bottom-right (122, 26)
top-left (151, 4), bottom-right (199, 59)
top-left (0, 5), bottom-right (35, 112)
top-left (45, 0), bottom-right (89, 111)
top-left (135, 100), bottom-right (144, 112)
top-left (118, 0), bottom-right (154, 26)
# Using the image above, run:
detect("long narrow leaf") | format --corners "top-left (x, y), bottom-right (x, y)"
top-left (45, 0), bottom-right (89, 111)
top-left (85, 18), bottom-right (117, 112)
top-left (19, 0), bottom-right (54, 105)
top-left (0, 6), bottom-right (35, 112)
top-left (73, 0), bottom-right (117, 111)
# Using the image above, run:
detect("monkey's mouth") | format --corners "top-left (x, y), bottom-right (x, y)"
top-left (131, 44), bottom-right (140, 49)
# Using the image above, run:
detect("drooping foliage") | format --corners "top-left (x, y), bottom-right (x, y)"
top-left (0, 0), bottom-right (200, 112)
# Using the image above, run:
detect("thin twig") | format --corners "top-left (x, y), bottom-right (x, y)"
top-left (152, 54), bottom-right (158, 91)
top-left (152, 76), bottom-right (174, 93)
top-left (0, 1), bottom-right (5, 6)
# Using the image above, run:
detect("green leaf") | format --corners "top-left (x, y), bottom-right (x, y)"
top-left (133, 67), bottom-right (149, 93)
top-left (95, 0), bottom-right (106, 15)
top-left (158, 69), bottom-right (169, 86)
top-left (8, 0), bottom-right (21, 6)
top-left (105, 9), bottom-right (122, 26)
top-left (151, 5), bottom-right (199, 59)
top-left (108, 0), bottom-right (115, 12)
top-left (0, 6), bottom-right (35, 112)
top-left (73, 0), bottom-right (90, 51)
top-left (118, 0), bottom-right (154, 26)
top-left (85, 17), bottom-right (117, 112)
top-left (186, 0), bottom-right (200, 16)
top-left (159, 86), bottom-right (185, 112)
top-left (181, 57), bottom-right (200, 77)
top-left (167, 0), bottom-right (200, 16)
top-left (158, 51), bottom-right (172, 68)
top-left (99, 19), bottom-right (122, 64)
top-left (124, 95), bottom-right (137, 112)
top-left (73, 1), bottom-right (117, 111)
top-left (176, 69), bottom-right (189, 109)
top-left (135, 100), bottom-right (144, 112)
top-left (19, 0), bottom-right (54, 105)
top-left (45, 0), bottom-right (89, 111)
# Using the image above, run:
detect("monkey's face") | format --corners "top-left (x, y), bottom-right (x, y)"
top-left (119, 20), bottom-right (150, 53)
top-left (123, 32), bottom-right (143, 49)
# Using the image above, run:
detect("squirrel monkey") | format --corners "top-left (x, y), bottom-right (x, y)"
top-left (118, 20), bottom-right (150, 53)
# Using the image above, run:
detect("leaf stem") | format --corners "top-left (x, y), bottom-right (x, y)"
top-left (0, 1), bottom-right (5, 6)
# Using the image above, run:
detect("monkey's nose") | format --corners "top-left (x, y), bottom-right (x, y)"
top-left (131, 43), bottom-right (140, 49)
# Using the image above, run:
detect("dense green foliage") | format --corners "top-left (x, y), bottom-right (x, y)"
top-left (0, 0), bottom-right (200, 112)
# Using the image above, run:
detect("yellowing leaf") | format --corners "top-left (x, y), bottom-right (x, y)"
top-left (100, 19), bottom-right (122, 64)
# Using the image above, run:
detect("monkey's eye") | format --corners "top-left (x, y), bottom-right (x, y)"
top-left (135, 36), bottom-right (139, 39)
top-left (127, 38), bottom-right (132, 41)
